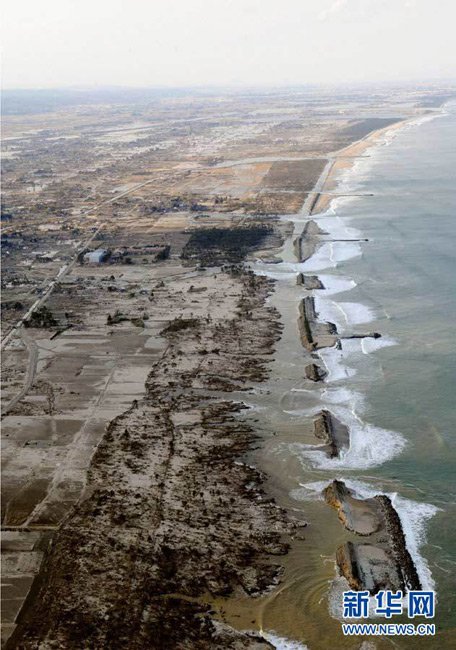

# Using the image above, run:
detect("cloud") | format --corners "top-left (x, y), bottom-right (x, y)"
top-left (318, 0), bottom-right (349, 22)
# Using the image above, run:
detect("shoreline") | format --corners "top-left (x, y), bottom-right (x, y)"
top-left (290, 113), bottom-right (438, 594)
top-left (308, 113), bottom-right (440, 216)
top-left (236, 112), bottom-right (442, 644)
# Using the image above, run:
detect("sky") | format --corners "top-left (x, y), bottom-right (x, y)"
top-left (2, 0), bottom-right (456, 89)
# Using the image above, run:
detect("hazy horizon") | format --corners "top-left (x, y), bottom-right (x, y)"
top-left (3, 77), bottom-right (456, 93)
top-left (2, 0), bottom-right (456, 90)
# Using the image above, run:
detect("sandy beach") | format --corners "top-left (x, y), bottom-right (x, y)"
top-left (309, 118), bottom-right (413, 215)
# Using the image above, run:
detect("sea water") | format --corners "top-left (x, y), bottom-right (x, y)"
top-left (325, 103), bottom-right (456, 638)
top-left (245, 102), bottom-right (456, 649)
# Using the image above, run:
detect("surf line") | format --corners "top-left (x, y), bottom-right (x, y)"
top-left (291, 121), bottom-right (437, 598)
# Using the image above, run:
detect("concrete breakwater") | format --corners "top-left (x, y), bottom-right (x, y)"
top-left (313, 411), bottom-right (349, 458)
top-left (295, 216), bottom-right (423, 595)
top-left (296, 273), bottom-right (324, 289)
top-left (297, 297), bottom-right (338, 351)
top-left (293, 176), bottom-right (424, 598)
top-left (293, 220), bottom-right (327, 262)
top-left (304, 363), bottom-right (326, 382)
top-left (324, 480), bottom-right (421, 593)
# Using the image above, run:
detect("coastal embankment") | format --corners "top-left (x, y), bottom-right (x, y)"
top-left (325, 480), bottom-right (421, 592)
top-left (290, 115), bottom-right (434, 594)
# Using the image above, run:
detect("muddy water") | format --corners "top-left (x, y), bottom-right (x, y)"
top-left (219, 105), bottom-right (456, 650)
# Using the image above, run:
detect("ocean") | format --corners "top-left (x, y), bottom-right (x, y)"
top-left (242, 102), bottom-right (456, 649)
top-left (328, 102), bottom-right (456, 639)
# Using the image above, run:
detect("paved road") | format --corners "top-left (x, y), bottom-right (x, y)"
top-left (300, 158), bottom-right (333, 216)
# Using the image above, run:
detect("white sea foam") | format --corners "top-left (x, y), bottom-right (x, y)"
top-left (317, 334), bottom-right (397, 383)
top-left (299, 242), bottom-right (335, 271)
top-left (314, 295), bottom-right (375, 330)
top-left (359, 335), bottom-right (396, 354)
top-left (253, 266), bottom-right (297, 281)
top-left (326, 573), bottom-right (394, 622)
top-left (296, 478), bottom-right (438, 595)
top-left (288, 392), bottom-right (406, 469)
top-left (318, 346), bottom-right (357, 381)
top-left (338, 302), bottom-right (375, 326)
top-left (320, 386), bottom-right (365, 408)
top-left (262, 631), bottom-right (309, 650)
top-left (390, 495), bottom-right (438, 594)
top-left (318, 274), bottom-right (356, 295)
top-left (342, 335), bottom-right (397, 355)
top-left (300, 240), bottom-right (362, 272)
top-left (285, 385), bottom-right (364, 413)
top-left (317, 213), bottom-right (361, 238)
top-left (302, 422), bottom-right (405, 469)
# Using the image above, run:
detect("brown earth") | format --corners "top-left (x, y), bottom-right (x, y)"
top-left (7, 271), bottom-right (296, 649)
